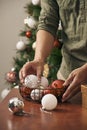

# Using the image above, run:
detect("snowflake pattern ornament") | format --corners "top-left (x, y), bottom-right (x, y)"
top-left (24, 74), bottom-right (38, 88)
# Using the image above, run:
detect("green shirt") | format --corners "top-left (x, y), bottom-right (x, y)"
top-left (38, 0), bottom-right (87, 79)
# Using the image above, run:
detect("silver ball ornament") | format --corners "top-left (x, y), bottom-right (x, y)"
top-left (30, 89), bottom-right (43, 101)
top-left (8, 97), bottom-right (24, 114)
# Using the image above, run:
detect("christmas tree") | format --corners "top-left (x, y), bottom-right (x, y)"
top-left (6, 0), bottom-right (62, 88)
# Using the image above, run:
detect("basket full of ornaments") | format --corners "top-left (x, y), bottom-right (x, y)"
top-left (19, 74), bottom-right (66, 103)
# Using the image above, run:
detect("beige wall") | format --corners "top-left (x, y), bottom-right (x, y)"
top-left (0, 0), bottom-right (30, 99)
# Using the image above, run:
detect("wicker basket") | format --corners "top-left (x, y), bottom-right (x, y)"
top-left (19, 83), bottom-right (66, 103)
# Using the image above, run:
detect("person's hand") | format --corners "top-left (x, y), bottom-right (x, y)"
top-left (19, 60), bottom-right (44, 83)
top-left (62, 64), bottom-right (87, 102)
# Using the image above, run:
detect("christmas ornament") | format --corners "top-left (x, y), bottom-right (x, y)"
top-left (19, 84), bottom-right (31, 99)
top-left (24, 74), bottom-right (49, 89)
top-left (41, 94), bottom-right (58, 110)
top-left (43, 64), bottom-right (49, 78)
top-left (16, 40), bottom-right (26, 51)
top-left (6, 71), bottom-right (17, 83)
top-left (30, 89), bottom-right (43, 101)
top-left (32, 41), bottom-right (36, 50)
top-left (24, 74), bottom-right (38, 88)
top-left (27, 17), bottom-right (38, 29)
top-left (43, 87), bottom-right (58, 97)
top-left (26, 31), bottom-right (32, 38)
top-left (51, 79), bottom-right (65, 89)
top-left (57, 20), bottom-right (63, 48)
top-left (51, 79), bottom-right (66, 102)
top-left (54, 39), bottom-right (61, 48)
top-left (32, 0), bottom-right (40, 5)
top-left (1, 88), bottom-right (10, 99)
top-left (24, 17), bottom-right (29, 24)
top-left (40, 76), bottom-right (49, 88)
top-left (8, 97), bottom-right (31, 116)
top-left (8, 97), bottom-right (24, 114)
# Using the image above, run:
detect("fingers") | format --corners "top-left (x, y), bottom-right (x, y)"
top-left (62, 77), bottom-right (79, 101)
top-left (62, 85), bottom-right (81, 102)
top-left (19, 61), bottom-right (44, 83)
top-left (63, 73), bottom-right (74, 87)
top-left (19, 62), bottom-right (31, 83)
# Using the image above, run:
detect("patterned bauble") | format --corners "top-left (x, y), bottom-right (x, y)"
top-left (8, 97), bottom-right (24, 114)
top-left (6, 71), bottom-right (17, 83)
top-left (24, 74), bottom-right (49, 89)
top-left (30, 89), bottom-right (43, 101)
top-left (26, 31), bottom-right (32, 38)
top-left (16, 40), bottom-right (26, 51)
top-left (41, 94), bottom-right (58, 110)
top-left (24, 74), bottom-right (38, 88)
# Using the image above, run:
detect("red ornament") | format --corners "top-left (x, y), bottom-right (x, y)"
top-left (51, 79), bottom-right (65, 89)
top-left (43, 86), bottom-right (58, 97)
top-left (54, 39), bottom-right (61, 48)
top-left (6, 71), bottom-right (17, 83)
top-left (26, 31), bottom-right (32, 38)
top-left (19, 84), bottom-right (32, 99)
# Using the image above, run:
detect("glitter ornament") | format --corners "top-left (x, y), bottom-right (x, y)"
top-left (41, 94), bottom-right (58, 110)
top-left (16, 40), bottom-right (26, 51)
top-left (43, 64), bottom-right (49, 78)
top-left (8, 97), bottom-right (24, 114)
top-left (24, 74), bottom-right (38, 88)
top-left (30, 89), bottom-right (43, 101)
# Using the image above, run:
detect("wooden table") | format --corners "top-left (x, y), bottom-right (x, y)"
top-left (0, 88), bottom-right (87, 130)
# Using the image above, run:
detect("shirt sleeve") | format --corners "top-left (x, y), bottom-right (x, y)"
top-left (37, 0), bottom-right (60, 37)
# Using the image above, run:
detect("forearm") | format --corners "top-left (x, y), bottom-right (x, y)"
top-left (34, 30), bottom-right (54, 62)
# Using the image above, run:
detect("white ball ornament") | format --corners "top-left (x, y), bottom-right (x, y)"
top-left (16, 40), bottom-right (26, 51)
top-left (41, 94), bottom-right (58, 110)
top-left (32, 0), bottom-right (40, 5)
top-left (27, 17), bottom-right (37, 29)
top-left (30, 89), bottom-right (43, 101)
top-left (1, 88), bottom-right (10, 99)
top-left (24, 74), bottom-right (38, 88)
top-left (32, 41), bottom-right (36, 50)
top-left (24, 17), bottom-right (29, 24)
top-left (40, 76), bottom-right (49, 88)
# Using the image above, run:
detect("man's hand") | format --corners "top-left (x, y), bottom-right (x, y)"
top-left (62, 64), bottom-right (87, 102)
top-left (19, 60), bottom-right (44, 83)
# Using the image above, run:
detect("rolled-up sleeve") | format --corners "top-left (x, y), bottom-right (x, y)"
top-left (37, 0), bottom-right (60, 37)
